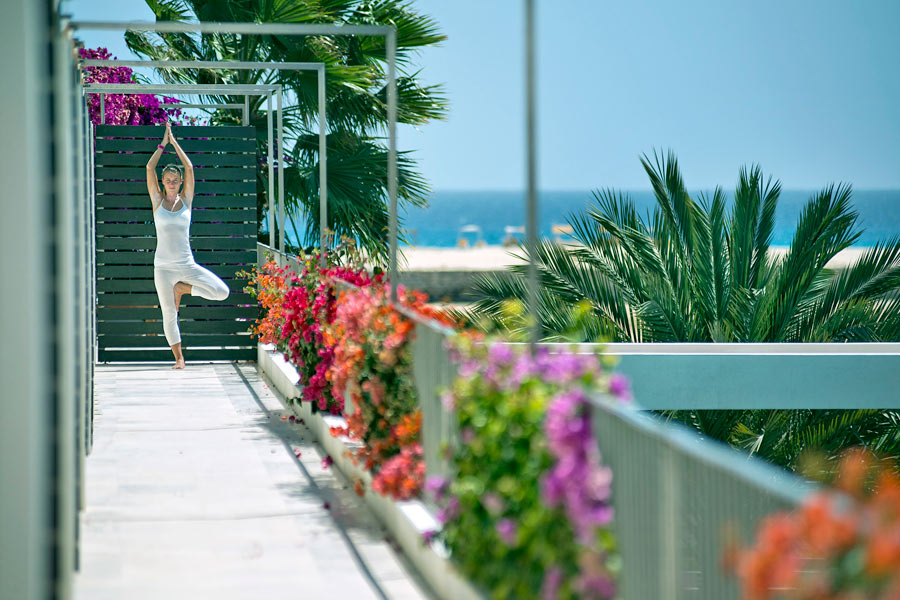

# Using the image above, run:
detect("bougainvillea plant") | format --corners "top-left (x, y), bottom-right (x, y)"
top-left (79, 47), bottom-right (183, 125)
top-left (237, 253), bottom-right (292, 349)
top-left (279, 249), bottom-right (379, 414)
top-left (734, 448), bottom-right (900, 600)
top-left (325, 283), bottom-right (458, 500)
top-left (429, 335), bottom-right (629, 599)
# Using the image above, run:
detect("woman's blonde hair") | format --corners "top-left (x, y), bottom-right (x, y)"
top-left (160, 164), bottom-right (183, 195)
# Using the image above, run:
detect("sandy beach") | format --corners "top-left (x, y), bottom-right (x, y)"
top-left (401, 245), bottom-right (871, 271)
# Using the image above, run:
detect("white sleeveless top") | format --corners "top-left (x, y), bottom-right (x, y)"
top-left (153, 196), bottom-right (196, 267)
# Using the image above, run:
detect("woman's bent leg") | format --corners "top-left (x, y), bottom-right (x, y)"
top-left (153, 267), bottom-right (182, 345)
top-left (182, 263), bottom-right (230, 301)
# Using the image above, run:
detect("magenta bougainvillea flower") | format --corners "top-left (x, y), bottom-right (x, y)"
top-left (79, 47), bottom-right (184, 125)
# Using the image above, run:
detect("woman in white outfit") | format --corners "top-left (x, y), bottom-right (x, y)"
top-left (146, 122), bottom-right (230, 369)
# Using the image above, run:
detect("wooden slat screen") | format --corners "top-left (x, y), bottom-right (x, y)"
top-left (94, 125), bottom-right (259, 361)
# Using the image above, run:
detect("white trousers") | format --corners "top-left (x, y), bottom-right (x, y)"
top-left (154, 263), bottom-right (230, 346)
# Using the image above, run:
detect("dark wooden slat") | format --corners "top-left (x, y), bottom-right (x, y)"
top-left (99, 334), bottom-right (254, 347)
top-left (99, 320), bottom-right (251, 334)
top-left (95, 125), bottom-right (256, 138)
top-left (96, 250), bottom-right (257, 265)
top-left (97, 264), bottom-right (250, 278)
top-left (96, 195), bottom-right (257, 209)
top-left (95, 153), bottom-right (257, 167)
top-left (96, 292), bottom-right (253, 305)
top-left (97, 181), bottom-right (256, 194)
top-left (95, 138), bottom-right (255, 152)
top-left (97, 277), bottom-right (244, 292)
top-left (97, 208), bottom-right (255, 223)
top-left (97, 237), bottom-right (256, 250)
top-left (96, 237), bottom-right (156, 250)
top-left (96, 166), bottom-right (256, 181)
top-left (96, 250), bottom-right (156, 264)
top-left (99, 306), bottom-right (258, 320)
top-left (98, 348), bottom-right (257, 361)
top-left (97, 222), bottom-right (257, 236)
top-left (99, 334), bottom-right (254, 348)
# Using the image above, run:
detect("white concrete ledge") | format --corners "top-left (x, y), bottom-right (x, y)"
top-left (257, 343), bottom-right (300, 400)
top-left (256, 344), bottom-right (483, 600)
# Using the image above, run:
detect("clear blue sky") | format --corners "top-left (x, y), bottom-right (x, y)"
top-left (66, 0), bottom-right (900, 191)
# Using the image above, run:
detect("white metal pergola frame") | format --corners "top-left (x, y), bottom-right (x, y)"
top-left (80, 59), bottom-right (329, 254)
top-left (83, 83), bottom-right (283, 250)
top-left (69, 19), bottom-right (402, 298)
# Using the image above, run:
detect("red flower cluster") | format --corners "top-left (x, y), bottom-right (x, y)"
top-left (736, 448), bottom-right (900, 599)
top-left (280, 254), bottom-right (379, 413)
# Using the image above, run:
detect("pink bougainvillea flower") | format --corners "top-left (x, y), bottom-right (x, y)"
top-left (495, 518), bottom-right (518, 546)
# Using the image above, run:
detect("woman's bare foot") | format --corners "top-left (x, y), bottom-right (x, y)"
top-left (173, 282), bottom-right (192, 311)
top-left (170, 342), bottom-right (185, 370)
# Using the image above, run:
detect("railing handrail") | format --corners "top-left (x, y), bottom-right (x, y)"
top-left (590, 395), bottom-right (814, 505)
top-left (533, 341), bottom-right (900, 355)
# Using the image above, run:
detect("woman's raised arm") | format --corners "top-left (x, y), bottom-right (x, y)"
top-left (146, 126), bottom-right (168, 207)
top-left (167, 123), bottom-right (194, 205)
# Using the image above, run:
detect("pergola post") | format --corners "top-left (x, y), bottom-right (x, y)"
top-left (267, 91), bottom-right (275, 248)
top-left (524, 0), bottom-right (540, 348)
top-left (318, 66), bottom-right (327, 254)
top-left (276, 86), bottom-right (285, 253)
top-left (386, 29), bottom-right (398, 301)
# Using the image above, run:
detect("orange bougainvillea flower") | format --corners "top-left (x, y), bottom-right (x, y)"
top-left (735, 447), bottom-right (900, 599)
top-left (238, 258), bottom-right (292, 345)
top-left (835, 447), bottom-right (874, 500)
top-left (866, 526), bottom-right (900, 577)
top-left (799, 495), bottom-right (858, 556)
top-left (321, 280), bottom-right (461, 501)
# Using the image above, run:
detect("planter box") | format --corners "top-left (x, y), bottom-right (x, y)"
top-left (257, 343), bottom-right (483, 600)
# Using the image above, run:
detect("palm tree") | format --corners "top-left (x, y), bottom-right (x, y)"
top-left (467, 151), bottom-right (900, 470)
top-left (470, 151), bottom-right (900, 343)
top-left (124, 0), bottom-right (447, 264)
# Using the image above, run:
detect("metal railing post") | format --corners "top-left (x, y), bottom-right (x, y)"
top-left (53, 21), bottom-right (78, 596)
top-left (87, 110), bottom-right (96, 453)
top-left (1, 0), bottom-right (54, 597)
top-left (74, 76), bottom-right (87, 518)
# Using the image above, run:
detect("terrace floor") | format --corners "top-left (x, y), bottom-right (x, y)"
top-left (75, 362), bottom-right (430, 600)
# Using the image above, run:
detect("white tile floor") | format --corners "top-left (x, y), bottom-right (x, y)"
top-left (75, 362), bottom-right (431, 600)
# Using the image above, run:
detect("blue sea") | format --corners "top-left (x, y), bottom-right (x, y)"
top-left (400, 190), bottom-right (900, 248)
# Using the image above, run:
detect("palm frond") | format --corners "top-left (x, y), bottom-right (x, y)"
top-left (753, 184), bottom-right (861, 341)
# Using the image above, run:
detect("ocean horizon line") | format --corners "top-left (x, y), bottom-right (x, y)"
top-left (427, 187), bottom-right (900, 194)
top-left (396, 189), bottom-right (900, 248)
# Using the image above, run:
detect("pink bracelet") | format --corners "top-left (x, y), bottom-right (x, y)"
top-left (157, 144), bottom-right (165, 150)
